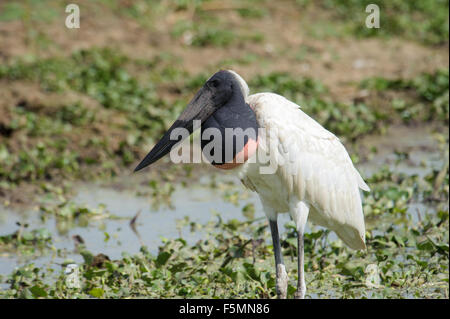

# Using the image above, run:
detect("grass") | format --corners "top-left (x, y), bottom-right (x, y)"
top-left (171, 20), bottom-right (264, 47)
top-left (0, 0), bottom-right (447, 47)
top-left (296, 0), bottom-right (449, 45)
top-left (0, 1), bottom-right (60, 23)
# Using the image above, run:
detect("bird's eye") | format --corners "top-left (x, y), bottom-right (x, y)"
top-left (209, 80), bottom-right (220, 88)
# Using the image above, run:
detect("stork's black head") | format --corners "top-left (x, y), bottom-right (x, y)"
top-left (134, 70), bottom-right (255, 171)
top-left (205, 70), bottom-right (234, 104)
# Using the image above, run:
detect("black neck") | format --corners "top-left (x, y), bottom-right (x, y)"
top-left (201, 93), bottom-right (258, 165)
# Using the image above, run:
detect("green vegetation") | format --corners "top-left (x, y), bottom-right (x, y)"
top-left (361, 69), bottom-right (449, 123)
top-left (171, 20), bottom-right (264, 47)
top-left (0, 227), bottom-right (52, 252)
top-left (0, 1), bottom-right (60, 23)
top-left (0, 160), bottom-right (448, 298)
top-left (251, 70), bottom-right (449, 140)
top-left (0, 0), bottom-right (448, 299)
top-left (297, 0), bottom-right (449, 45)
top-left (1, 49), bottom-right (447, 189)
top-left (0, 49), bottom-right (184, 186)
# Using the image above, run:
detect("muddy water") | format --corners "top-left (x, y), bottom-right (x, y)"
top-left (0, 125), bottom-right (447, 285)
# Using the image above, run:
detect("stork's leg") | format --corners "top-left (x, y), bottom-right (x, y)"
top-left (269, 218), bottom-right (288, 299)
top-left (294, 229), bottom-right (306, 299)
top-left (289, 200), bottom-right (309, 299)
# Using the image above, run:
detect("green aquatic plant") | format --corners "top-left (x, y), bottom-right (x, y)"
top-left (361, 69), bottom-right (449, 123)
top-left (1, 159), bottom-right (448, 298)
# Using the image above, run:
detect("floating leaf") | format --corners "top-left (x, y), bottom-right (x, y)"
top-left (155, 251), bottom-right (171, 267)
top-left (89, 288), bottom-right (104, 298)
top-left (29, 285), bottom-right (47, 298)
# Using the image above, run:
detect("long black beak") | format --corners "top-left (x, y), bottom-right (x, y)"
top-left (134, 87), bottom-right (216, 172)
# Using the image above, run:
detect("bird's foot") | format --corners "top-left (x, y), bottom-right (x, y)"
top-left (276, 264), bottom-right (288, 299)
top-left (293, 290), bottom-right (304, 299)
top-left (294, 284), bottom-right (306, 299)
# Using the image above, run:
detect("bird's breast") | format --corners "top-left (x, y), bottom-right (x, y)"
top-left (213, 137), bottom-right (258, 170)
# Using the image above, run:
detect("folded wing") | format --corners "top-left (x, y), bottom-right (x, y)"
top-left (248, 93), bottom-right (369, 249)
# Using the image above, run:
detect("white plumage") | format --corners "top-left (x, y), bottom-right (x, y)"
top-left (239, 92), bottom-right (370, 250)
top-left (225, 72), bottom-right (370, 298)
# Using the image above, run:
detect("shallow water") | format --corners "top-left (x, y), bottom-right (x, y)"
top-left (357, 125), bottom-right (446, 177)
top-left (0, 125), bottom-right (447, 290)
top-left (0, 177), bottom-right (268, 279)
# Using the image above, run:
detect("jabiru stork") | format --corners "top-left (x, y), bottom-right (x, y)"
top-left (134, 70), bottom-right (370, 299)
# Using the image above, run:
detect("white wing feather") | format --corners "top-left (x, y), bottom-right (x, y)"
top-left (246, 93), bottom-right (369, 250)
